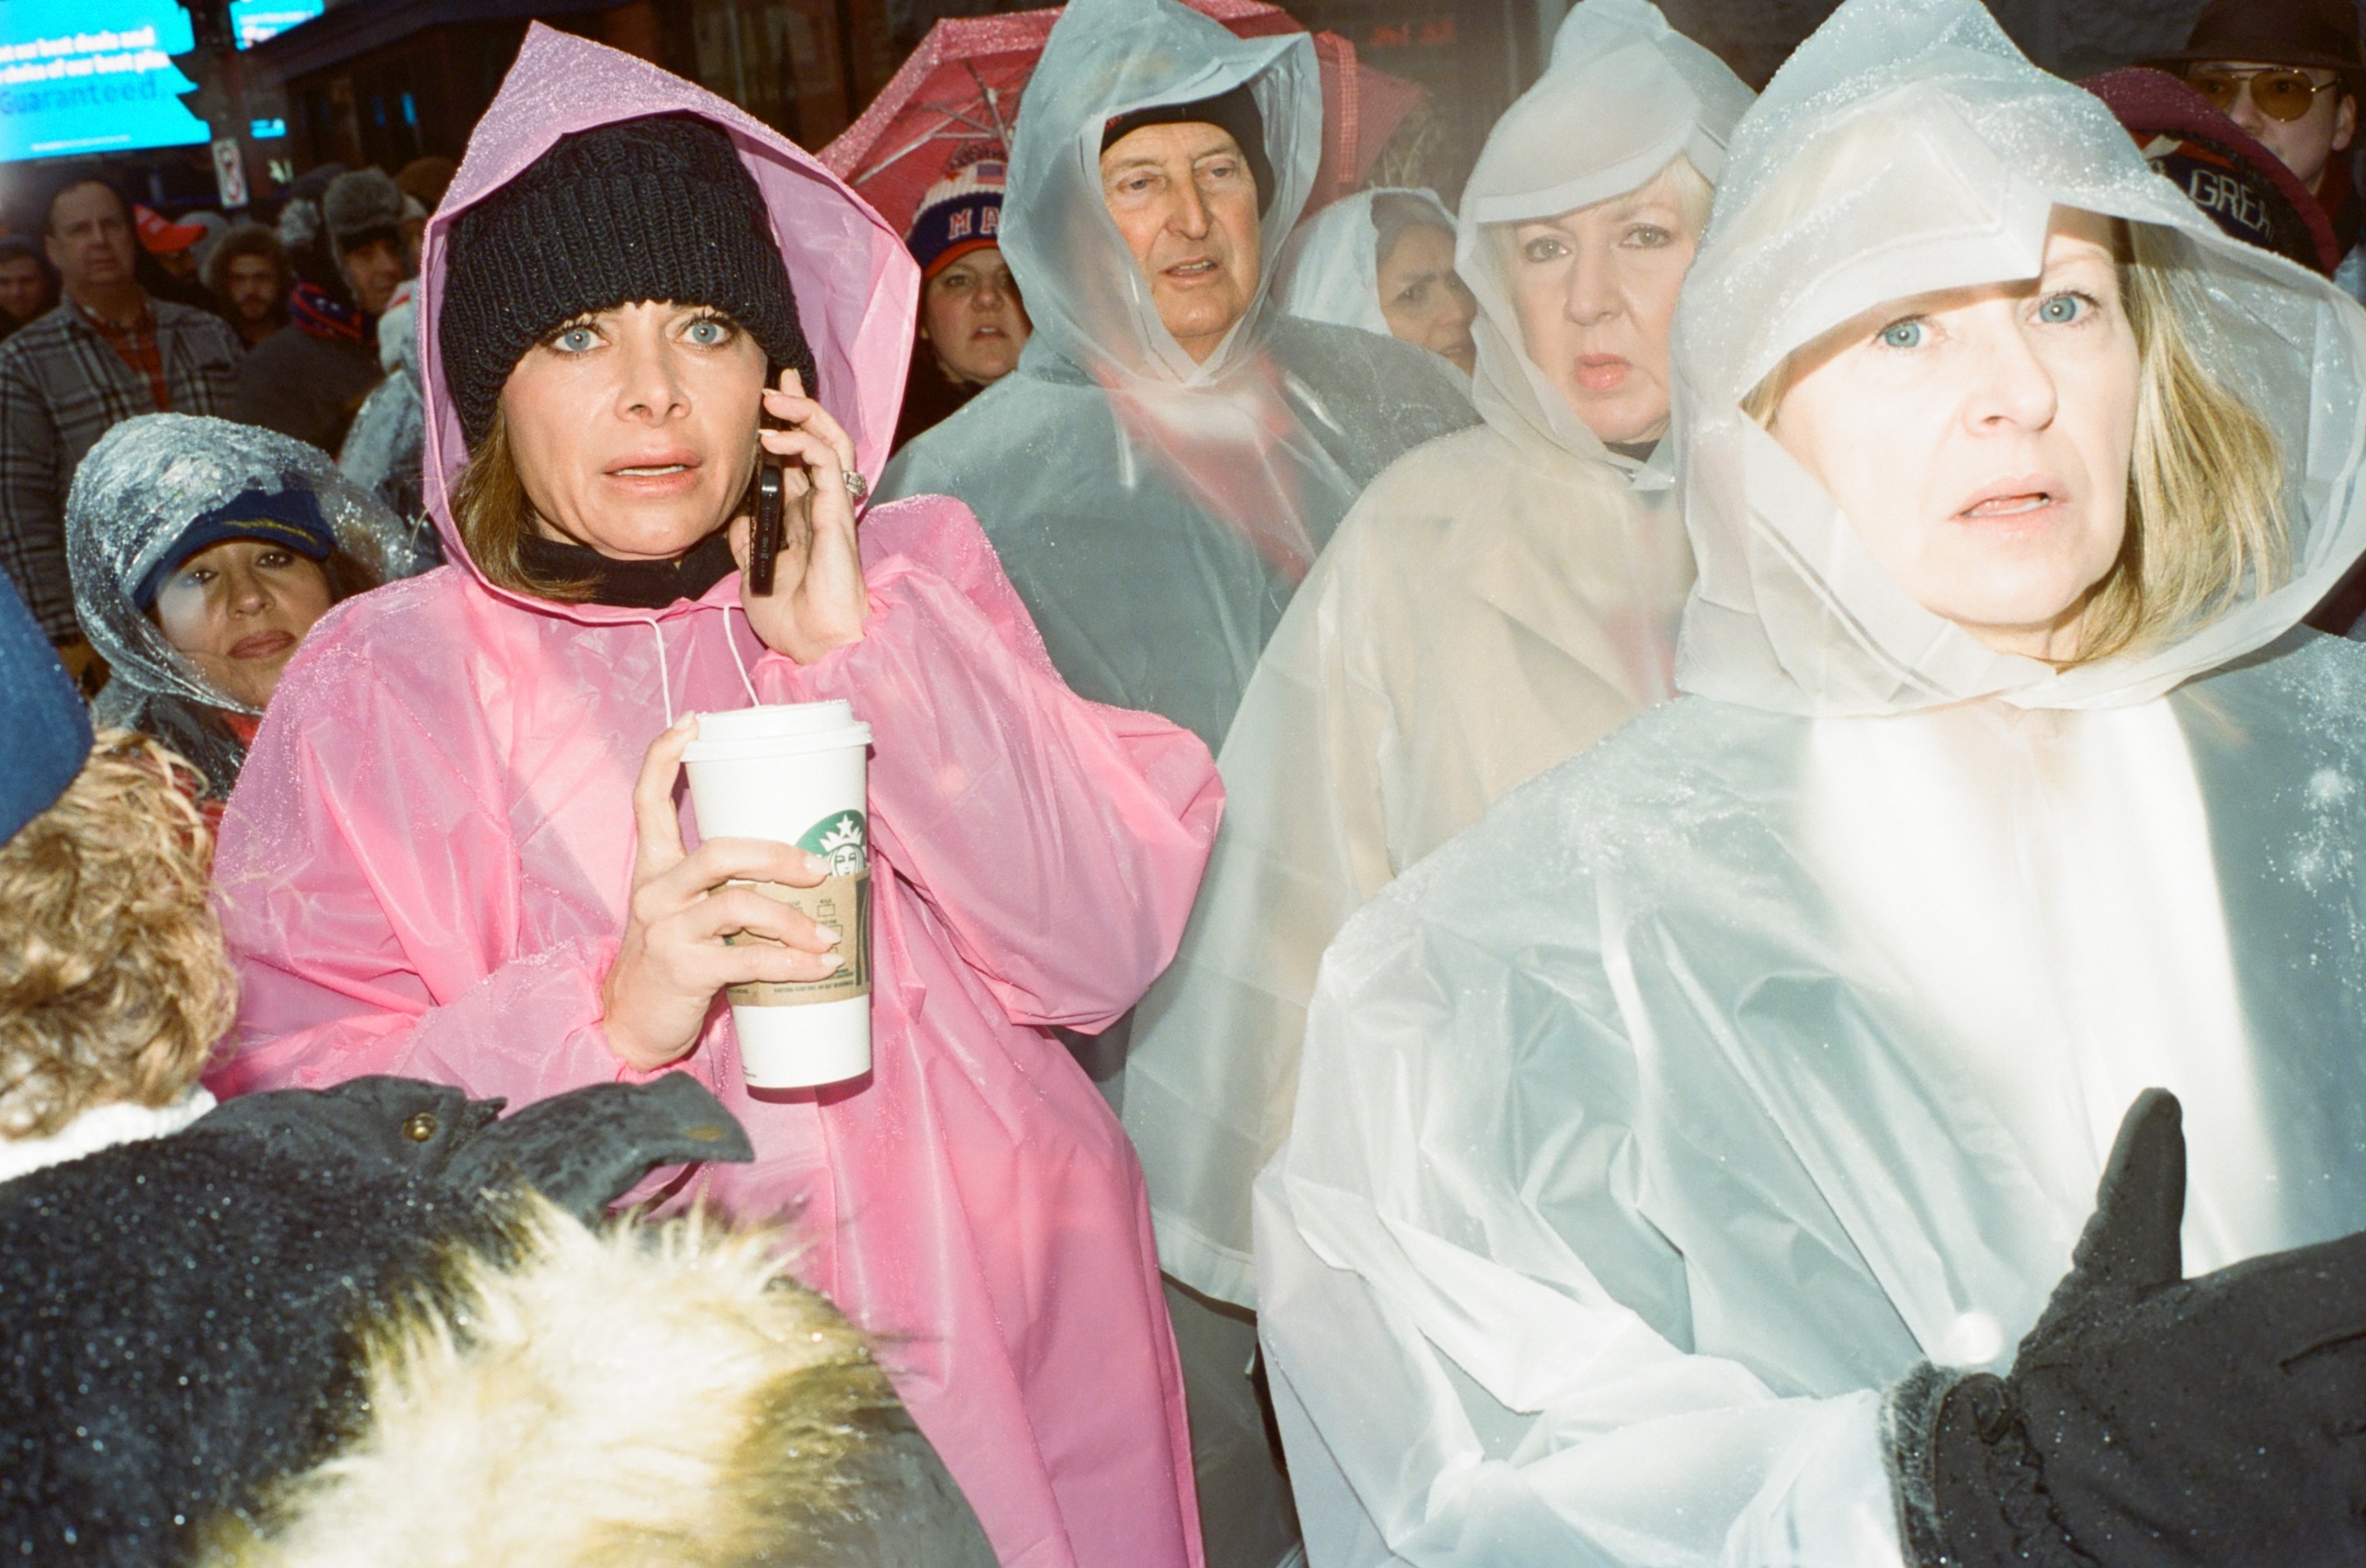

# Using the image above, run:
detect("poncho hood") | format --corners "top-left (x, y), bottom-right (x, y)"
top-left (417, 25), bottom-right (918, 628)
top-left (66, 413), bottom-right (426, 781)
top-left (1670, 0), bottom-right (2366, 715)
top-left (1457, 0), bottom-right (1752, 468)
top-left (1001, 0), bottom-right (1323, 389)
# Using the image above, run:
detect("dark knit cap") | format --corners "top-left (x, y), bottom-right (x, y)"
top-left (439, 113), bottom-right (817, 448)
top-left (1102, 85), bottom-right (1276, 215)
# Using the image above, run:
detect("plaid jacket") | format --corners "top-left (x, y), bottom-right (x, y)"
top-left (0, 297), bottom-right (242, 639)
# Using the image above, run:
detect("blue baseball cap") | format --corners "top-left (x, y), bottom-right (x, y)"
top-left (131, 488), bottom-right (338, 612)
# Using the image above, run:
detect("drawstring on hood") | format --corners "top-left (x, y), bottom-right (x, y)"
top-left (645, 605), bottom-right (763, 732)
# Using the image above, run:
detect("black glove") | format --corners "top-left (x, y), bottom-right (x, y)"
top-left (437, 1071), bottom-right (753, 1221)
top-left (195, 1071), bottom-right (753, 1222)
top-left (1889, 1088), bottom-right (2366, 1568)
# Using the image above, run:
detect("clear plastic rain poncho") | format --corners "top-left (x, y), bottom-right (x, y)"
top-left (65, 413), bottom-right (429, 796)
top-left (876, 0), bottom-right (1474, 751)
top-left (1269, 185), bottom-right (1455, 343)
top-left (1254, 0), bottom-right (2366, 1562)
top-left (1123, 0), bottom-right (1748, 1309)
top-left (338, 287), bottom-right (435, 546)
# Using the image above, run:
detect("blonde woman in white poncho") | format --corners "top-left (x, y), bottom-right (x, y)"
top-left (1259, 0), bottom-right (2366, 1561)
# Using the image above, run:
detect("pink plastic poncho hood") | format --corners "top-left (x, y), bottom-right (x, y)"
top-left (214, 28), bottom-right (1215, 1568)
top-left (416, 23), bottom-right (915, 612)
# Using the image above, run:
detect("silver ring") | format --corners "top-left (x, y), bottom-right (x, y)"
top-left (841, 468), bottom-right (869, 502)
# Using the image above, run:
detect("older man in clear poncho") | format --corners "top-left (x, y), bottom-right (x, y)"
top-left (877, 0), bottom-right (1475, 756)
top-left (1257, 0), bottom-right (2366, 1563)
top-left (1125, 0), bottom-right (1750, 1314)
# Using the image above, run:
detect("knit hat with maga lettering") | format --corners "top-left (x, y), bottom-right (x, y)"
top-left (438, 113), bottom-right (817, 448)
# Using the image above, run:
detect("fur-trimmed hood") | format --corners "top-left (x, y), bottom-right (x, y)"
top-left (204, 1200), bottom-right (996, 1568)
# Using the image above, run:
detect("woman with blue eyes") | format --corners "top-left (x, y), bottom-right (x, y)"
top-left (1255, 0), bottom-right (2366, 1562)
top-left (205, 45), bottom-right (1219, 1568)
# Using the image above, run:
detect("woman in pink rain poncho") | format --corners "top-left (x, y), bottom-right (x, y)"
top-left (208, 27), bottom-right (1213, 1568)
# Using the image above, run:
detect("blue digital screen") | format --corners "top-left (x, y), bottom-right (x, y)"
top-left (229, 1), bottom-right (321, 51)
top-left (0, 2), bottom-right (210, 160)
top-left (248, 115), bottom-right (283, 139)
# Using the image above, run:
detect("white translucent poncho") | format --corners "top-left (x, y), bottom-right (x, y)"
top-left (66, 414), bottom-right (430, 795)
top-left (1254, 0), bottom-right (2366, 1563)
top-left (1270, 186), bottom-right (1456, 344)
top-left (1123, 0), bottom-right (1748, 1309)
top-left (876, 0), bottom-right (1473, 751)
top-left (338, 290), bottom-right (432, 537)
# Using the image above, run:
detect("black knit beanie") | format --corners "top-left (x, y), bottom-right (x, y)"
top-left (439, 113), bottom-right (817, 448)
top-left (1102, 85), bottom-right (1277, 215)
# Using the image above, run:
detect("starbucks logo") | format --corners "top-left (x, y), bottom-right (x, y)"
top-left (800, 810), bottom-right (868, 876)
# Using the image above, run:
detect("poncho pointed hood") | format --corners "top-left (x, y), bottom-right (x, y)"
top-left (1669, 0), bottom-right (2366, 715)
top-left (417, 25), bottom-right (919, 627)
top-left (1457, 0), bottom-right (1752, 469)
top-left (1001, 0), bottom-right (1323, 389)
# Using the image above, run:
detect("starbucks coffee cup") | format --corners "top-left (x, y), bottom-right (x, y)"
top-left (683, 701), bottom-right (875, 1088)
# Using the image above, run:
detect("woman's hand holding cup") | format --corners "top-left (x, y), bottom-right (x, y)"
top-left (601, 716), bottom-right (845, 1071)
top-left (732, 367), bottom-right (869, 664)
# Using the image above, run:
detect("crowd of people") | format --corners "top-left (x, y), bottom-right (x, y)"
top-left (8, 0), bottom-right (2366, 1563)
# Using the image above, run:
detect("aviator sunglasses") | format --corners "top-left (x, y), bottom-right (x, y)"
top-left (2184, 65), bottom-right (2345, 122)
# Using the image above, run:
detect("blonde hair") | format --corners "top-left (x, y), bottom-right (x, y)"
top-left (1747, 222), bottom-right (2287, 665)
top-left (0, 731), bottom-right (233, 1138)
top-left (1657, 154), bottom-right (1715, 236)
top-left (2078, 224), bottom-right (2287, 660)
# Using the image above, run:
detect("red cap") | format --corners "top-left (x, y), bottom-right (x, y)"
top-left (132, 205), bottom-right (206, 256)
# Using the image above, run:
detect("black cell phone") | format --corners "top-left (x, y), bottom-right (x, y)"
top-left (748, 402), bottom-right (792, 595)
top-left (748, 460), bottom-right (785, 595)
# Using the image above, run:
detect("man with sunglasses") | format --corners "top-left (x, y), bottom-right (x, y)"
top-left (2152, 0), bottom-right (2365, 298)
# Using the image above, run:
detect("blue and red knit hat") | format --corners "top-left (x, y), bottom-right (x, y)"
top-left (905, 161), bottom-right (1007, 280)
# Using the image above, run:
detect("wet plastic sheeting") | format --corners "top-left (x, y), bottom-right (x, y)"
top-left (65, 413), bottom-right (430, 793)
top-left (1255, 0), bottom-right (2366, 1562)
top-left (877, 0), bottom-right (1473, 751)
top-left (1125, 0), bottom-right (1746, 1309)
top-left (338, 296), bottom-right (433, 533)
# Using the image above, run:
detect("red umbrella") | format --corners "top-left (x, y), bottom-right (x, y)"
top-left (822, 0), bottom-right (1426, 240)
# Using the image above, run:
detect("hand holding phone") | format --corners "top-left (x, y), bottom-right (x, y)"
top-left (734, 367), bottom-right (869, 661)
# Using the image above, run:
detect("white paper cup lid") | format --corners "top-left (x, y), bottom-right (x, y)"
top-left (684, 701), bottom-right (872, 761)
